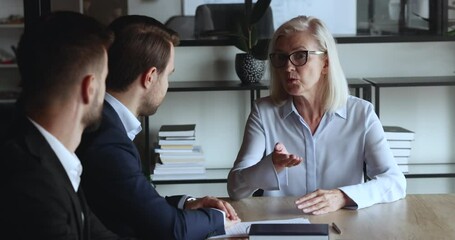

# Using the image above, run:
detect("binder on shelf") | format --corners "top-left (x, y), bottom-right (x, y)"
top-left (383, 126), bottom-right (415, 141)
top-left (159, 144), bottom-right (194, 150)
top-left (152, 173), bottom-right (208, 181)
top-left (153, 163), bottom-right (206, 175)
top-left (159, 155), bottom-right (205, 164)
top-left (158, 124), bottom-right (195, 137)
top-left (249, 223), bottom-right (328, 240)
top-left (160, 136), bottom-right (195, 140)
top-left (154, 148), bottom-right (193, 153)
top-left (158, 138), bottom-right (196, 146)
top-left (156, 145), bottom-right (203, 156)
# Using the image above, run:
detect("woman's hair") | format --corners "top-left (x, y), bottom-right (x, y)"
top-left (268, 16), bottom-right (348, 112)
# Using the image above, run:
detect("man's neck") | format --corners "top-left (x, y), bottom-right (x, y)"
top-left (107, 90), bottom-right (140, 117)
top-left (27, 107), bottom-right (83, 153)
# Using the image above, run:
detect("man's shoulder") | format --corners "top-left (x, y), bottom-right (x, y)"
top-left (80, 106), bottom-right (128, 145)
top-left (1, 132), bottom-right (67, 191)
top-left (77, 108), bottom-right (137, 168)
top-left (1, 119), bottom-right (42, 164)
top-left (1, 137), bottom-right (33, 172)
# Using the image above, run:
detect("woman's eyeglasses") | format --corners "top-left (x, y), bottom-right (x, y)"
top-left (269, 50), bottom-right (326, 68)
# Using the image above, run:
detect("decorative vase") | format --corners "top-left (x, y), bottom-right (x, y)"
top-left (235, 53), bottom-right (265, 84)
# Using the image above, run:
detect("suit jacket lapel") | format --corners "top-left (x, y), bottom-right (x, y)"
top-left (104, 101), bottom-right (142, 164)
top-left (23, 119), bottom-right (86, 238)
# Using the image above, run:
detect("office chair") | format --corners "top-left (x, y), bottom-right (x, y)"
top-left (164, 15), bottom-right (196, 40)
top-left (194, 3), bottom-right (274, 40)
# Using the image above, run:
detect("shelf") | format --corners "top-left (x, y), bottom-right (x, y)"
top-left (151, 168), bottom-right (230, 184)
top-left (334, 35), bottom-right (455, 44)
top-left (405, 163), bottom-right (455, 178)
top-left (178, 35), bottom-right (455, 46)
top-left (168, 79), bottom-right (370, 93)
top-left (0, 64), bottom-right (18, 68)
top-left (150, 164), bottom-right (455, 185)
top-left (364, 76), bottom-right (455, 116)
top-left (0, 24), bottom-right (24, 29)
top-left (168, 80), bottom-right (269, 92)
top-left (364, 76), bottom-right (455, 88)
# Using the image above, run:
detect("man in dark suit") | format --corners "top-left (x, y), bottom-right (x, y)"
top-left (76, 15), bottom-right (240, 240)
top-left (0, 12), bottom-right (132, 240)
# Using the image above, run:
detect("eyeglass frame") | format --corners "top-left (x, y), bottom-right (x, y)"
top-left (269, 50), bottom-right (326, 68)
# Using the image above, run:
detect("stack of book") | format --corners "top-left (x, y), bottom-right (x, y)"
top-left (153, 124), bottom-right (206, 180)
top-left (383, 126), bottom-right (415, 173)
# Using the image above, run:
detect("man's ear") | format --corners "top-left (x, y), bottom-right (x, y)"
top-left (81, 74), bottom-right (95, 104)
top-left (141, 67), bottom-right (158, 89)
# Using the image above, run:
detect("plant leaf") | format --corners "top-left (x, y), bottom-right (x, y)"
top-left (251, 38), bottom-right (270, 60)
top-left (250, 25), bottom-right (258, 47)
top-left (234, 35), bottom-right (249, 53)
top-left (233, 18), bottom-right (249, 51)
top-left (251, 0), bottom-right (271, 25)
top-left (245, 0), bottom-right (253, 24)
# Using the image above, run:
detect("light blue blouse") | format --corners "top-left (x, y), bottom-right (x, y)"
top-left (227, 95), bottom-right (406, 209)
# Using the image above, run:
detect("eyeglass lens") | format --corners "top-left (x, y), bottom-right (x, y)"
top-left (270, 51), bottom-right (308, 68)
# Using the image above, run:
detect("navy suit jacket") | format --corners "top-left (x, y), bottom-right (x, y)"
top-left (76, 102), bottom-right (225, 240)
top-left (0, 113), bottom-right (127, 240)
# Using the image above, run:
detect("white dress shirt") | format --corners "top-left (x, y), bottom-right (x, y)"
top-left (227, 95), bottom-right (406, 209)
top-left (29, 118), bottom-right (83, 192)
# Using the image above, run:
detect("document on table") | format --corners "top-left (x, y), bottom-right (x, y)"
top-left (207, 217), bottom-right (310, 239)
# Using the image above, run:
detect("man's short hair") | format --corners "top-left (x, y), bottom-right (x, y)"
top-left (106, 15), bottom-right (180, 92)
top-left (17, 11), bottom-right (114, 108)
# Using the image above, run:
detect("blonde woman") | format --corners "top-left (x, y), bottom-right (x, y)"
top-left (227, 16), bottom-right (406, 214)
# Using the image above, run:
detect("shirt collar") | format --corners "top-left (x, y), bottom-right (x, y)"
top-left (279, 97), bottom-right (347, 120)
top-left (29, 118), bottom-right (82, 192)
top-left (104, 93), bottom-right (142, 140)
top-left (279, 98), bottom-right (295, 119)
top-left (334, 103), bottom-right (347, 119)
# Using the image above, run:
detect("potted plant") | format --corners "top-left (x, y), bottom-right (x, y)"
top-left (233, 0), bottom-right (272, 84)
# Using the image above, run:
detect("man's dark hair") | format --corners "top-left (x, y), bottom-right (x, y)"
top-left (16, 11), bottom-right (113, 109)
top-left (106, 15), bottom-right (180, 92)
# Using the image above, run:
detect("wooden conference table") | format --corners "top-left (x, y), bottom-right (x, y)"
top-left (222, 194), bottom-right (455, 239)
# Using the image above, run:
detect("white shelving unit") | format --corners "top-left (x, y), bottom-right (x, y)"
top-left (0, 64), bottom-right (18, 68)
top-left (0, 0), bottom-right (23, 95)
